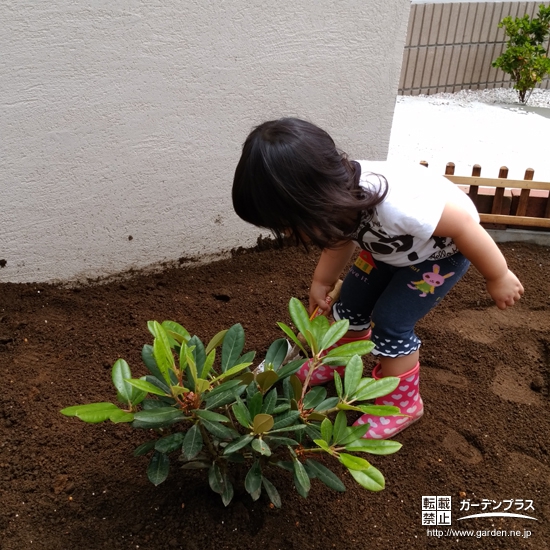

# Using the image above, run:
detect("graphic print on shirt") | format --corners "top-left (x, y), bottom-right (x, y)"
top-left (355, 213), bottom-right (419, 262)
top-left (407, 264), bottom-right (455, 297)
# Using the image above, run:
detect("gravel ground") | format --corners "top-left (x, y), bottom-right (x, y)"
top-left (388, 87), bottom-right (550, 181)
top-left (408, 87), bottom-right (550, 108)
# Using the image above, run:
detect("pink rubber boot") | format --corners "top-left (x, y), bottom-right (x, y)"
top-left (353, 362), bottom-right (424, 439)
top-left (296, 331), bottom-right (371, 387)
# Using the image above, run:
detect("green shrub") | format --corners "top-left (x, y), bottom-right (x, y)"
top-left (492, 4), bottom-right (550, 103)
top-left (61, 298), bottom-right (403, 507)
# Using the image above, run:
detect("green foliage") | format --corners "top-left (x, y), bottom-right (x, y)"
top-left (60, 299), bottom-right (403, 507)
top-left (492, 4), bottom-right (550, 103)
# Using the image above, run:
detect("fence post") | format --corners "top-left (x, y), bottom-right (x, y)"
top-left (468, 164), bottom-right (481, 205)
top-left (516, 168), bottom-right (534, 216)
top-left (445, 162), bottom-right (455, 175)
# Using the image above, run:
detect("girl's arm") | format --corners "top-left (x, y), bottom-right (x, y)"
top-left (310, 240), bottom-right (357, 314)
top-left (433, 201), bottom-right (524, 309)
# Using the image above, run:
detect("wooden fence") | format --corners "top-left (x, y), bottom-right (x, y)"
top-left (420, 161), bottom-right (550, 230)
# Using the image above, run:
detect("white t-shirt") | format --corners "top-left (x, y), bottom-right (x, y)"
top-left (350, 160), bottom-right (480, 267)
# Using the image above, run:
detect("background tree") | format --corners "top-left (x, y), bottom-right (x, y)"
top-left (493, 4), bottom-right (550, 103)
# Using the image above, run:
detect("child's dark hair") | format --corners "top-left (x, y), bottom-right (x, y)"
top-left (232, 117), bottom-right (388, 249)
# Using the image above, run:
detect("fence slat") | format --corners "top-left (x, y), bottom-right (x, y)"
top-left (426, 161), bottom-right (550, 230)
top-left (516, 168), bottom-right (535, 216)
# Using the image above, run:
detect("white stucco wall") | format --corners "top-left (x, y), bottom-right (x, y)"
top-left (1, 0), bottom-right (410, 283)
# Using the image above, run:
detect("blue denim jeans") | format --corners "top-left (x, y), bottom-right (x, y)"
top-left (332, 250), bottom-right (470, 357)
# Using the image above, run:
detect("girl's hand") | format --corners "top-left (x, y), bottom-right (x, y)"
top-left (309, 280), bottom-right (335, 315)
top-left (486, 270), bottom-right (524, 309)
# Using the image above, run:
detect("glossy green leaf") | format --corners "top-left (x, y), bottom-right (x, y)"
top-left (205, 329), bottom-right (228, 355)
top-left (337, 423), bottom-right (370, 446)
top-left (207, 379), bottom-right (243, 397)
top-left (303, 386), bottom-right (327, 410)
top-left (223, 434), bottom-right (253, 455)
top-left (332, 411), bottom-right (348, 445)
top-left (273, 402), bottom-right (291, 414)
top-left (194, 379), bottom-right (210, 393)
top-left (221, 472), bottom-right (234, 507)
top-left (277, 359), bottom-right (305, 379)
top-left (251, 438), bottom-right (271, 456)
top-left (133, 440), bottom-right (156, 456)
top-left (256, 370), bottom-right (279, 393)
top-left (334, 371), bottom-right (343, 398)
top-left (353, 377), bottom-right (400, 401)
top-left (244, 461), bottom-right (262, 498)
top-left (261, 388), bottom-right (277, 415)
top-left (200, 348), bottom-right (216, 379)
top-left (344, 355), bottom-right (364, 399)
top-left (276, 323), bottom-right (307, 357)
top-left (142, 344), bottom-right (161, 378)
top-left (354, 404), bottom-right (401, 417)
top-left (109, 409), bottom-right (135, 423)
top-left (161, 321), bottom-right (191, 346)
top-left (314, 397), bottom-right (340, 412)
top-left (262, 476), bottom-right (282, 508)
top-left (183, 345), bottom-right (198, 390)
top-left (325, 340), bottom-right (374, 358)
top-left (182, 424), bottom-right (203, 460)
top-left (319, 319), bottom-right (349, 352)
top-left (126, 378), bottom-right (169, 397)
top-left (132, 408), bottom-right (185, 429)
top-left (141, 398), bottom-right (172, 410)
top-left (152, 339), bottom-right (174, 386)
top-left (208, 463), bottom-right (224, 494)
top-left (253, 413), bottom-right (274, 435)
top-left (339, 453), bottom-right (371, 471)
top-left (345, 439), bottom-right (403, 455)
top-left (237, 372), bottom-right (255, 386)
top-left (60, 402), bottom-right (132, 424)
top-left (306, 459), bottom-right (346, 492)
top-left (232, 397), bottom-right (252, 428)
top-left (188, 336), bottom-right (206, 377)
top-left (112, 359), bottom-right (133, 403)
top-left (320, 417), bottom-right (333, 444)
top-left (143, 375), bottom-right (171, 395)
top-left (288, 298), bottom-right (312, 345)
top-left (269, 424), bottom-right (307, 434)
top-left (204, 386), bottom-right (244, 410)
top-left (239, 350), bottom-right (256, 364)
top-left (271, 410), bottom-right (300, 430)
top-left (201, 419), bottom-right (236, 440)
top-left (348, 465), bottom-right (385, 491)
top-left (309, 315), bottom-right (329, 351)
top-left (264, 435), bottom-right (299, 447)
top-left (193, 409), bottom-right (229, 423)
top-left (265, 338), bottom-right (289, 371)
top-left (247, 390), bottom-right (263, 419)
top-left (303, 329), bottom-right (317, 355)
top-left (155, 432), bottom-right (185, 453)
top-left (289, 375), bottom-right (302, 402)
top-left (313, 439), bottom-right (331, 452)
top-left (147, 451), bottom-right (170, 486)
top-left (292, 459), bottom-right (311, 494)
top-left (221, 323), bottom-right (245, 372)
top-left (215, 361), bottom-right (252, 381)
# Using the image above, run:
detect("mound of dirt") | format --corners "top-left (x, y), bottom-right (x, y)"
top-left (0, 241), bottom-right (548, 550)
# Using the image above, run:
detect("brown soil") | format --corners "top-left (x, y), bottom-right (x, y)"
top-left (1, 241), bottom-right (549, 550)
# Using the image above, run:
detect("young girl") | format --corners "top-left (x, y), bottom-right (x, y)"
top-left (232, 117), bottom-right (524, 440)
